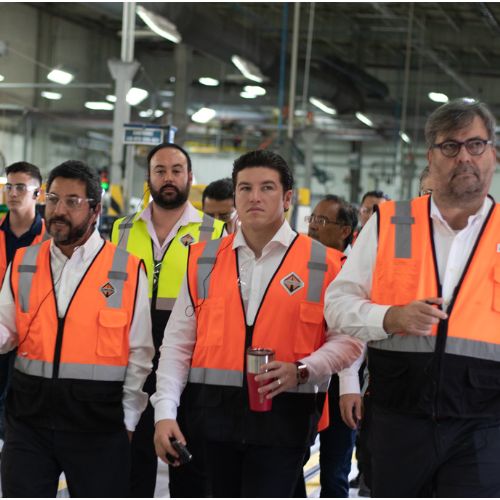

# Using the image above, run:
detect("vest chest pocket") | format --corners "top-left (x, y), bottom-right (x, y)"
top-left (295, 301), bottom-right (324, 354)
top-left (97, 309), bottom-right (128, 357)
top-left (493, 267), bottom-right (500, 312)
top-left (196, 297), bottom-right (225, 347)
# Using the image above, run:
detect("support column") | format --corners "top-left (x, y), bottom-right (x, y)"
top-left (302, 127), bottom-right (320, 191)
top-left (349, 141), bottom-right (362, 203)
top-left (172, 43), bottom-right (191, 145)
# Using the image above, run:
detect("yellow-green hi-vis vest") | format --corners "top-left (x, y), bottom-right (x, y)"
top-left (111, 208), bottom-right (225, 312)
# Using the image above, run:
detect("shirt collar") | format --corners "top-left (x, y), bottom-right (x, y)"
top-left (50, 228), bottom-right (103, 263)
top-left (430, 195), bottom-right (492, 230)
top-left (233, 219), bottom-right (296, 252)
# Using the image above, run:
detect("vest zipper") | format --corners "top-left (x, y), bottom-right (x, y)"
top-left (52, 317), bottom-right (65, 379)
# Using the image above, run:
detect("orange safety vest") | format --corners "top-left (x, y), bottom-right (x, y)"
top-left (187, 233), bottom-right (343, 431)
top-left (11, 240), bottom-right (141, 382)
top-left (371, 195), bottom-right (500, 361)
top-left (0, 215), bottom-right (46, 287)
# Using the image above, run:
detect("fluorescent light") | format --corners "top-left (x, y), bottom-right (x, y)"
top-left (244, 85), bottom-right (266, 96)
top-left (106, 94), bottom-right (117, 103)
top-left (240, 91), bottom-right (257, 99)
top-left (399, 131), bottom-right (411, 144)
top-left (462, 97), bottom-right (476, 104)
top-left (136, 5), bottom-right (182, 44)
top-left (191, 107), bottom-right (216, 124)
top-left (0, 74), bottom-right (4, 82)
top-left (355, 112), bottom-right (374, 127)
top-left (85, 101), bottom-right (114, 110)
top-left (139, 109), bottom-right (153, 118)
top-left (126, 87), bottom-right (149, 106)
top-left (41, 91), bottom-right (62, 100)
top-left (47, 68), bottom-right (74, 85)
top-left (428, 92), bottom-right (449, 103)
top-left (199, 77), bottom-right (219, 87)
top-left (154, 110), bottom-right (164, 117)
top-left (231, 55), bottom-right (264, 83)
top-left (309, 97), bottom-right (337, 115)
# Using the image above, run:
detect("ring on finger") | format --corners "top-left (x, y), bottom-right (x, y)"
top-left (277, 378), bottom-right (282, 386)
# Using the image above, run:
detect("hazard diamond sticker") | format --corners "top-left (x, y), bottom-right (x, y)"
top-left (280, 272), bottom-right (304, 296)
top-left (100, 281), bottom-right (116, 298)
top-left (180, 233), bottom-right (195, 247)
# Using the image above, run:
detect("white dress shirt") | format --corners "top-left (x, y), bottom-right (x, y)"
top-left (325, 196), bottom-right (494, 343)
top-left (0, 229), bottom-right (155, 431)
top-left (140, 201), bottom-right (203, 261)
top-left (151, 220), bottom-right (362, 421)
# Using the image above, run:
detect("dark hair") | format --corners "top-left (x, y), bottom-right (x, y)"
top-left (5, 161), bottom-right (42, 186)
top-left (321, 194), bottom-right (358, 247)
top-left (232, 150), bottom-right (294, 191)
top-left (202, 178), bottom-right (234, 205)
top-left (146, 143), bottom-right (192, 173)
top-left (425, 98), bottom-right (496, 147)
top-left (47, 160), bottom-right (101, 208)
top-left (361, 190), bottom-right (390, 204)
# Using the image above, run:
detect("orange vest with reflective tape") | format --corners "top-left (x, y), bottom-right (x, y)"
top-left (0, 215), bottom-right (46, 287)
top-left (371, 195), bottom-right (500, 358)
top-left (11, 240), bottom-right (141, 380)
top-left (187, 233), bottom-right (343, 430)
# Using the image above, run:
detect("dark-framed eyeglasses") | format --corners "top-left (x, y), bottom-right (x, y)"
top-left (45, 193), bottom-right (95, 210)
top-left (5, 183), bottom-right (38, 194)
top-left (431, 139), bottom-right (492, 158)
top-left (305, 215), bottom-right (343, 227)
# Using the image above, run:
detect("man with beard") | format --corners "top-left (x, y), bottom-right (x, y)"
top-left (0, 160), bottom-right (154, 496)
top-left (325, 98), bottom-right (500, 497)
top-left (111, 143), bottom-right (225, 497)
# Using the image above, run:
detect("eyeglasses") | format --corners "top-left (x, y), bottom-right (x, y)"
top-left (5, 183), bottom-right (38, 194)
top-left (420, 188), bottom-right (433, 196)
top-left (305, 215), bottom-right (343, 227)
top-left (45, 193), bottom-right (95, 210)
top-left (358, 207), bottom-right (374, 216)
top-left (431, 139), bottom-right (492, 158)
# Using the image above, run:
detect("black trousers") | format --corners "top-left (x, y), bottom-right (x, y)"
top-left (1, 415), bottom-right (130, 498)
top-left (205, 440), bottom-right (307, 497)
top-left (370, 406), bottom-right (500, 497)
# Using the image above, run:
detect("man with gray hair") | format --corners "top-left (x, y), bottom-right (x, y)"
top-left (325, 98), bottom-right (500, 496)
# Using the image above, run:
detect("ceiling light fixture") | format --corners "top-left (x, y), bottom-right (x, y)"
top-left (41, 91), bottom-right (62, 100)
top-left (47, 68), bottom-right (74, 85)
top-left (154, 110), bottom-right (164, 118)
top-left (309, 97), bottom-right (337, 115)
top-left (399, 131), bottom-right (411, 144)
top-left (126, 87), bottom-right (149, 106)
top-left (428, 92), bottom-right (449, 103)
top-left (462, 97), bottom-right (476, 104)
top-left (85, 101), bottom-right (114, 111)
top-left (244, 85), bottom-right (266, 96)
top-left (231, 55), bottom-right (264, 83)
top-left (199, 77), bottom-right (220, 87)
top-left (355, 112), bottom-right (374, 128)
top-left (191, 107), bottom-right (216, 124)
top-left (136, 5), bottom-right (182, 44)
top-left (0, 74), bottom-right (4, 82)
top-left (106, 94), bottom-right (117, 103)
top-left (240, 91), bottom-right (257, 99)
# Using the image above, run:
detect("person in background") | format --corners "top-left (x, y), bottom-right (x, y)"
top-left (304, 195), bottom-right (361, 498)
top-left (202, 177), bottom-right (238, 233)
top-left (0, 160), bottom-right (154, 497)
top-left (111, 143), bottom-right (225, 497)
top-left (325, 98), bottom-right (500, 497)
top-left (0, 161), bottom-right (45, 445)
top-left (152, 150), bottom-right (363, 497)
top-left (357, 190), bottom-right (389, 229)
top-left (419, 165), bottom-right (433, 196)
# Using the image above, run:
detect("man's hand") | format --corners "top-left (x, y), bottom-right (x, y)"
top-left (383, 297), bottom-right (448, 336)
top-left (127, 430), bottom-right (133, 442)
top-left (339, 393), bottom-right (362, 430)
top-left (254, 361), bottom-right (298, 399)
top-left (154, 419), bottom-right (186, 466)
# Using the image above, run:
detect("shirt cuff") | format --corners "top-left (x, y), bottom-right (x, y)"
top-left (339, 372), bottom-right (361, 395)
top-left (152, 399), bottom-right (178, 423)
top-left (366, 304), bottom-right (392, 340)
top-left (124, 410), bottom-right (141, 432)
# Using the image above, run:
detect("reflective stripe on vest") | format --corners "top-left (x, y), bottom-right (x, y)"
top-left (390, 200), bottom-right (415, 258)
top-left (197, 238), bottom-right (224, 299)
top-left (187, 366), bottom-right (328, 394)
top-left (116, 213), bottom-right (136, 250)
top-left (199, 213), bottom-right (217, 242)
top-left (15, 357), bottom-right (127, 381)
top-left (17, 244), bottom-right (41, 313)
top-left (307, 239), bottom-right (328, 303)
top-left (154, 297), bottom-right (177, 311)
top-left (106, 247), bottom-right (129, 309)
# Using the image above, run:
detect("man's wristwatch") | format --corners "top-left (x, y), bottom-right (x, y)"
top-left (294, 361), bottom-right (310, 385)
